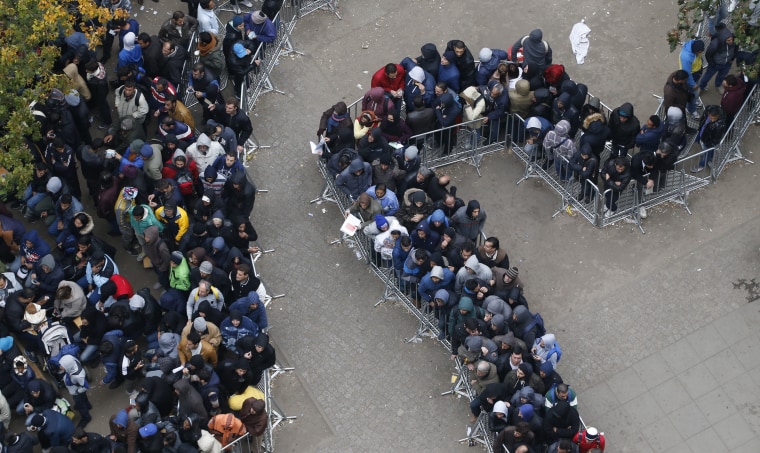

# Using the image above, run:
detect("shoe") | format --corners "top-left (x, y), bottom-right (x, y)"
top-left (109, 379), bottom-right (124, 389)
top-left (136, 253), bottom-right (146, 261)
top-left (76, 417), bottom-right (92, 430)
top-left (98, 123), bottom-right (111, 130)
top-left (603, 209), bottom-right (615, 219)
top-left (623, 217), bottom-right (637, 224)
top-left (639, 207), bottom-right (647, 218)
top-left (690, 165), bottom-right (705, 173)
top-left (241, 0), bottom-right (253, 6)
top-left (153, 282), bottom-right (163, 290)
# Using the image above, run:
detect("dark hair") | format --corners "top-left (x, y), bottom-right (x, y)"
top-left (452, 40), bottom-right (465, 50)
top-left (137, 33), bottom-right (151, 43)
top-left (413, 95), bottom-right (424, 108)
top-left (52, 137), bottom-right (65, 148)
top-left (706, 105), bottom-right (722, 116)
top-left (556, 383), bottom-right (569, 393)
top-left (74, 213), bottom-right (89, 226)
top-left (384, 63), bottom-right (397, 75)
top-left (226, 96), bottom-right (239, 107)
top-left (414, 249), bottom-right (427, 261)
top-left (99, 340), bottom-right (113, 355)
top-left (199, 32), bottom-right (212, 44)
top-left (435, 81), bottom-right (448, 91)
top-left (85, 59), bottom-right (99, 71)
top-left (78, 235), bottom-right (92, 246)
top-left (463, 318), bottom-right (479, 330)
top-left (197, 368), bottom-right (212, 382)
top-left (461, 242), bottom-right (474, 253)
top-left (91, 137), bottom-right (105, 149)
top-left (60, 193), bottom-right (73, 204)
top-left (642, 152), bottom-right (656, 166)
top-left (199, 0), bottom-right (212, 8)
top-left (515, 422), bottom-right (531, 435)
top-left (485, 237), bottom-right (499, 249)
top-left (507, 63), bottom-right (520, 79)
top-left (193, 62), bottom-right (206, 73)
top-left (558, 439), bottom-right (573, 450)
top-left (187, 331), bottom-right (201, 345)
top-left (725, 74), bottom-right (738, 87)
top-left (674, 69), bottom-right (689, 81)
top-left (172, 10), bottom-right (185, 20)
top-left (375, 183), bottom-right (386, 192)
top-left (464, 279), bottom-right (479, 292)
top-left (400, 236), bottom-right (411, 247)
top-left (123, 77), bottom-right (137, 89)
top-left (648, 115), bottom-right (661, 128)
top-left (236, 263), bottom-right (251, 276)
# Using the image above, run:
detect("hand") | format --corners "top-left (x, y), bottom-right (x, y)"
top-left (450, 354), bottom-right (456, 361)
top-left (646, 179), bottom-right (655, 189)
top-left (110, 435), bottom-right (117, 441)
top-left (40, 211), bottom-right (47, 218)
top-left (154, 110), bottom-right (161, 118)
top-left (208, 103), bottom-right (216, 111)
top-left (482, 117), bottom-right (489, 124)
top-left (103, 134), bottom-right (113, 143)
top-left (467, 363), bottom-right (474, 371)
top-left (237, 145), bottom-right (245, 152)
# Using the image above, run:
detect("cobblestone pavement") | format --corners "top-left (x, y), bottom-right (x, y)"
top-left (253, 1), bottom-right (760, 452)
top-left (17, 1), bottom-right (758, 452)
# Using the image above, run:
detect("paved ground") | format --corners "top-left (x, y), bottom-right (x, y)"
top-left (7, 1), bottom-right (760, 452)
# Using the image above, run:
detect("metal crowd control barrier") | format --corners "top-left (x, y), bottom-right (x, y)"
top-left (312, 158), bottom-right (495, 452)
top-left (293, 0), bottom-right (341, 20)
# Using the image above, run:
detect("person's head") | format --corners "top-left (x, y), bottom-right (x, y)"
top-left (236, 264), bottom-right (251, 282)
top-left (482, 237), bottom-right (499, 253)
top-left (646, 115), bottom-right (661, 129)
top-left (642, 152), bottom-right (656, 168)
top-left (452, 40), bottom-right (466, 57)
top-left (724, 74), bottom-right (738, 89)
top-left (197, 280), bottom-right (211, 297)
top-left (162, 40), bottom-right (176, 56)
top-left (225, 97), bottom-right (239, 115)
top-left (172, 10), bottom-right (185, 25)
top-left (52, 137), bottom-right (65, 152)
top-left (460, 242), bottom-right (474, 261)
top-left (614, 157), bottom-right (627, 173)
top-left (225, 151), bottom-right (238, 167)
top-left (414, 249), bottom-right (427, 265)
top-left (672, 69), bottom-right (689, 84)
top-left (400, 235), bottom-right (412, 252)
top-left (463, 318), bottom-right (479, 335)
top-left (706, 105), bottom-right (721, 122)
top-left (122, 77), bottom-right (137, 98)
top-left (434, 81), bottom-right (448, 97)
top-left (384, 63), bottom-right (398, 79)
top-left (200, 0), bottom-right (214, 9)
top-left (56, 285), bottom-right (72, 301)
top-left (510, 349), bottom-right (523, 366)
top-left (374, 183), bottom-right (387, 199)
top-left (556, 383), bottom-right (569, 400)
top-left (186, 331), bottom-right (201, 348)
top-left (726, 34), bottom-right (735, 45)
top-left (490, 82), bottom-right (504, 99)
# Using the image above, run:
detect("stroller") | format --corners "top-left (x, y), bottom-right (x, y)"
top-left (40, 321), bottom-right (78, 385)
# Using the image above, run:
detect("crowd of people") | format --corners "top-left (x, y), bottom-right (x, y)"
top-left (0, 0), bottom-right (289, 452)
top-left (315, 33), bottom-right (621, 452)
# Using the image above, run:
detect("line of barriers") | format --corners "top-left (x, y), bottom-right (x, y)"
top-left (333, 81), bottom-right (756, 233)
top-left (312, 158), bottom-right (496, 451)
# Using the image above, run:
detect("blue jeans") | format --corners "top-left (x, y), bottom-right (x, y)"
top-left (23, 186), bottom-right (46, 211)
top-left (48, 219), bottom-right (65, 237)
top-left (80, 344), bottom-right (100, 363)
top-left (708, 3), bottom-right (728, 35)
top-left (698, 141), bottom-right (714, 168)
top-left (686, 78), bottom-right (701, 114)
top-left (103, 362), bottom-right (119, 384)
top-left (699, 62), bottom-right (731, 90)
top-left (470, 396), bottom-right (483, 416)
top-left (554, 159), bottom-right (573, 181)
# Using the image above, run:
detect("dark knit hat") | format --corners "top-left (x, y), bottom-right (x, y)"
top-left (506, 267), bottom-right (519, 279)
top-left (170, 251), bottom-right (183, 264)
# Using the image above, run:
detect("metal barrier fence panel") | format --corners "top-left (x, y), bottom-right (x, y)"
top-left (711, 84), bottom-right (758, 179)
top-left (313, 158), bottom-right (495, 452)
top-left (293, 0), bottom-right (341, 19)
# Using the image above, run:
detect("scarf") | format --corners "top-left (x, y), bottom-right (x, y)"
top-left (327, 112), bottom-right (347, 132)
top-left (86, 63), bottom-right (107, 81)
top-left (198, 35), bottom-right (218, 57)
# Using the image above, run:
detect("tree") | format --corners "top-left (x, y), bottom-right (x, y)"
top-left (0, 0), bottom-right (121, 198)
top-left (669, 1), bottom-right (760, 76)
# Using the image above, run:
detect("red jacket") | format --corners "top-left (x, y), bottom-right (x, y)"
top-left (112, 274), bottom-right (135, 300)
top-left (572, 430), bottom-right (606, 453)
top-left (371, 64), bottom-right (405, 93)
top-left (721, 76), bottom-right (746, 118)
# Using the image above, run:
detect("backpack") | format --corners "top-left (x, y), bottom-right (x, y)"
top-left (546, 342), bottom-right (562, 364)
top-left (52, 397), bottom-right (76, 419)
top-left (523, 312), bottom-right (546, 337)
top-left (207, 413), bottom-right (246, 447)
top-left (175, 168), bottom-right (195, 195)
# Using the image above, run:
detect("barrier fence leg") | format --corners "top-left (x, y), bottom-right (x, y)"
top-left (440, 361), bottom-right (471, 399)
top-left (403, 303), bottom-right (437, 343)
top-left (374, 270), bottom-right (398, 307)
top-left (309, 181), bottom-right (338, 205)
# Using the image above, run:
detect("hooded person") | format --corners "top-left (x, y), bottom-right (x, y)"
top-left (475, 47), bottom-right (509, 86)
top-left (187, 133), bottom-right (224, 173)
top-left (608, 102), bottom-right (641, 157)
top-left (14, 230), bottom-right (51, 276)
top-left (26, 409), bottom-right (75, 449)
top-left (399, 57), bottom-right (436, 111)
top-left (108, 408), bottom-right (139, 452)
top-left (510, 305), bottom-right (539, 349)
top-left (335, 158), bottom-right (373, 201)
top-left (451, 200), bottom-right (487, 243)
top-left (348, 193), bottom-right (384, 230)
top-left (158, 330), bottom-right (181, 359)
top-left (580, 112), bottom-right (611, 159)
top-left (512, 29), bottom-right (552, 81)
top-left (503, 362), bottom-right (545, 399)
top-left (410, 220), bottom-right (440, 253)
top-left (361, 87), bottom-right (396, 121)
top-left (511, 385), bottom-right (545, 413)
top-left (434, 92), bottom-right (462, 155)
top-left (508, 79), bottom-right (534, 119)
top-left (143, 225), bottom-right (171, 290)
top-left (438, 50), bottom-right (461, 93)
top-left (222, 216), bottom-right (258, 253)
top-left (416, 43), bottom-right (441, 79)
top-left (59, 354), bottom-right (91, 427)
top-left (174, 377), bottom-right (209, 425)
top-left (229, 290), bottom-right (268, 333)
top-left (222, 171), bottom-right (257, 218)
top-left (239, 397), bottom-right (268, 437)
top-left (542, 119), bottom-right (576, 181)
top-left (248, 332), bottom-right (276, 385)
top-left (543, 400), bottom-right (580, 444)
top-left (33, 254), bottom-right (65, 300)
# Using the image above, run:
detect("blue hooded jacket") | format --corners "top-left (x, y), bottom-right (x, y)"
top-left (229, 291), bottom-right (268, 332)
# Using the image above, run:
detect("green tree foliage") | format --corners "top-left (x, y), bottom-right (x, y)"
top-left (669, 1), bottom-right (760, 77)
top-left (0, 0), bottom-right (117, 198)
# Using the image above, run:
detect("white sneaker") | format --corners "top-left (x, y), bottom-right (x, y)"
top-left (240, 0), bottom-right (253, 7)
top-left (623, 217), bottom-right (637, 224)
top-left (639, 207), bottom-right (647, 218)
top-left (603, 209), bottom-right (614, 219)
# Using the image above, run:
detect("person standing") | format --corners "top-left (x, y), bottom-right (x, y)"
top-left (59, 354), bottom-right (92, 429)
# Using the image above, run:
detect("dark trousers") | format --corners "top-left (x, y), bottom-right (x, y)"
top-left (73, 391), bottom-right (92, 424)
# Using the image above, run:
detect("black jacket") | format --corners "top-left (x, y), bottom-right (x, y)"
top-left (160, 45), bottom-right (189, 87)
top-left (608, 103), bottom-right (640, 152)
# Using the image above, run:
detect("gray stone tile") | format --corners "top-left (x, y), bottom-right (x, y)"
top-left (723, 373), bottom-right (759, 411)
top-left (739, 303), bottom-right (760, 331)
top-left (607, 368), bottom-right (648, 404)
top-left (669, 402), bottom-right (710, 438)
top-left (685, 323), bottom-right (726, 359)
top-left (651, 377), bottom-right (694, 414)
top-left (624, 393), bottom-right (664, 430)
top-left (713, 412), bottom-right (756, 450)
top-left (634, 351), bottom-right (675, 390)
top-left (736, 400), bottom-right (760, 435)
top-left (702, 348), bottom-right (745, 383)
top-left (695, 386), bottom-right (737, 425)
top-left (577, 382), bottom-right (618, 423)
top-left (731, 333), bottom-right (760, 371)
top-left (663, 444), bottom-right (693, 453)
top-left (733, 435), bottom-right (760, 453)
top-left (618, 434), bottom-right (655, 453)
top-left (685, 427), bottom-right (727, 452)
top-left (712, 309), bottom-right (751, 346)
top-left (642, 416), bottom-right (682, 451)
top-left (677, 363), bottom-right (719, 400)
top-left (661, 339), bottom-right (701, 375)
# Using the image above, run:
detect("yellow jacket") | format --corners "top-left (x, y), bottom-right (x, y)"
top-left (155, 206), bottom-right (189, 242)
